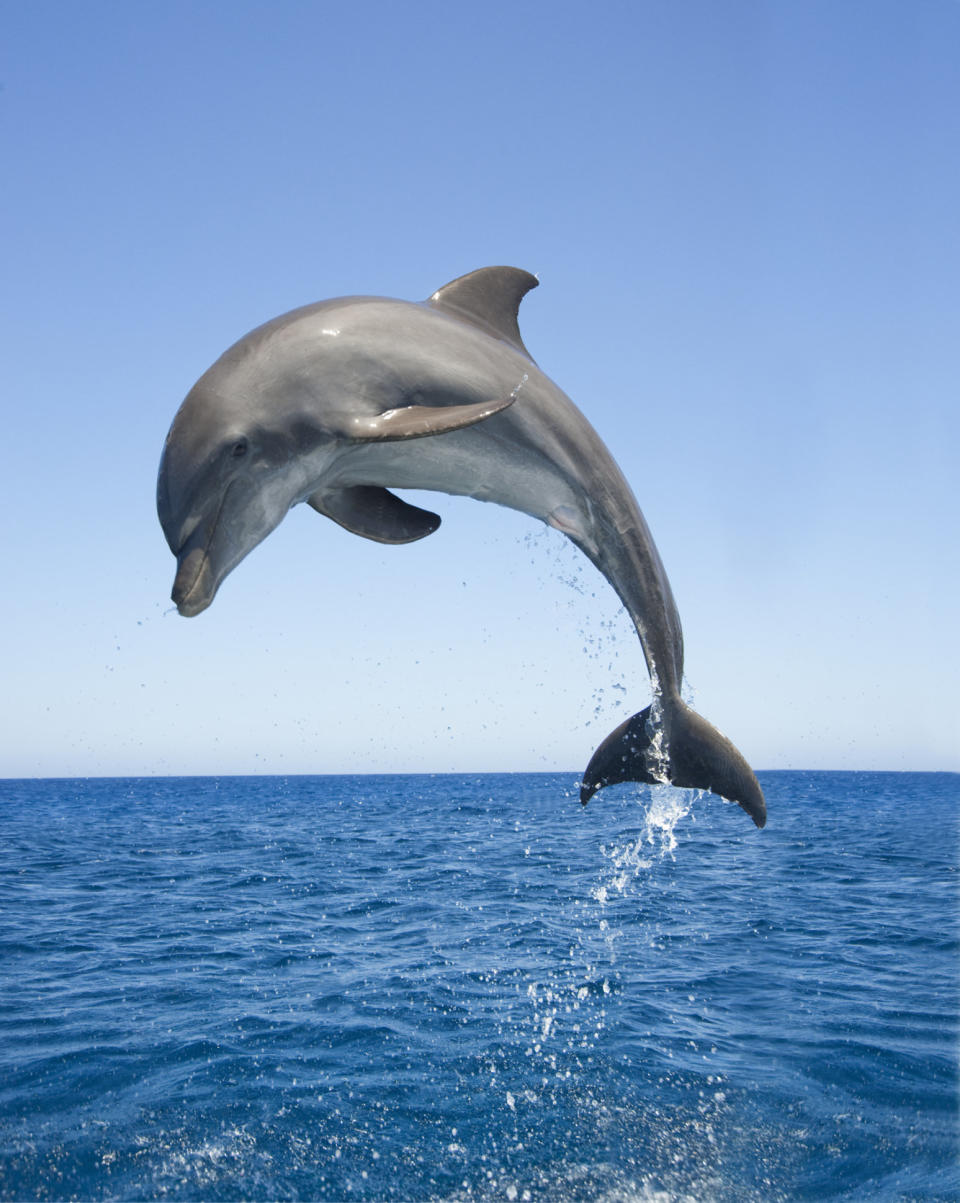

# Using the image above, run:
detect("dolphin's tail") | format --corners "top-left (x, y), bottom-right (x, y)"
top-left (580, 699), bottom-right (766, 827)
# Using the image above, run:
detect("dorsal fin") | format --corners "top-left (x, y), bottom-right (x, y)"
top-left (427, 267), bottom-right (539, 359)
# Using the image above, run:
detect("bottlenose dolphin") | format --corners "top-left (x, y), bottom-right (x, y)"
top-left (157, 267), bottom-right (766, 827)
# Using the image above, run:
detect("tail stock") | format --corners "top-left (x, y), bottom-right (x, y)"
top-left (580, 700), bottom-right (766, 828)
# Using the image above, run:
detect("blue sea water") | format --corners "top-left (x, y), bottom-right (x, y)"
top-left (0, 772), bottom-right (956, 1202)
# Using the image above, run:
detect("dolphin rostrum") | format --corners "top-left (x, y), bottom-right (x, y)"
top-left (157, 267), bottom-right (766, 827)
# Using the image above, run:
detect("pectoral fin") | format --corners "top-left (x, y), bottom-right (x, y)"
top-left (345, 395), bottom-right (515, 442)
top-left (308, 486), bottom-right (441, 544)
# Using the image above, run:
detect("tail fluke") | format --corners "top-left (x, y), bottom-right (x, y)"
top-left (580, 700), bottom-right (766, 828)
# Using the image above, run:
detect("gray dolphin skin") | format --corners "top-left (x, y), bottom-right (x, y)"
top-left (157, 267), bottom-right (766, 827)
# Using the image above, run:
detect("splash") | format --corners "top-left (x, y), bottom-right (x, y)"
top-left (594, 785), bottom-right (696, 901)
top-left (512, 783), bottom-right (697, 1088)
top-left (519, 526), bottom-right (637, 731)
top-left (510, 372), bottom-right (529, 400)
top-left (643, 690), bottom-right (670, 785)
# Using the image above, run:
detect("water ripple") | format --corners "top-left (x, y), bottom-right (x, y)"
top-left (0, 771), bottom-right (956, 1201)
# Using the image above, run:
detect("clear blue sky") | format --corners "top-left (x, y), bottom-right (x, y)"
top-left (1, 1), bottom-right (957, 777)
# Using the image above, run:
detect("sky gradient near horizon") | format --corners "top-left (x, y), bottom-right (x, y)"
top-left (1, 1), bottom-right (957, 778)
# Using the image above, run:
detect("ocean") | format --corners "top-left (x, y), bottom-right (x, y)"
top-left (0, 772), bottom-right (956, 1202)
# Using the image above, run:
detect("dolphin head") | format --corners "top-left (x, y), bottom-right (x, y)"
top-left (157, 362), bottom-right (325, 617)
top-left (157, 291), bottom-right (526, 616)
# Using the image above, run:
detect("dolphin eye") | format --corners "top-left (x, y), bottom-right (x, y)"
top-left (230, 439), bottom-right (249, 459)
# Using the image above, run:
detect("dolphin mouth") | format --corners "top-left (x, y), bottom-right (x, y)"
top-left (170, 485), bottom-right (233, 616)
top-left (172, 544), bottom-right (216, 616)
